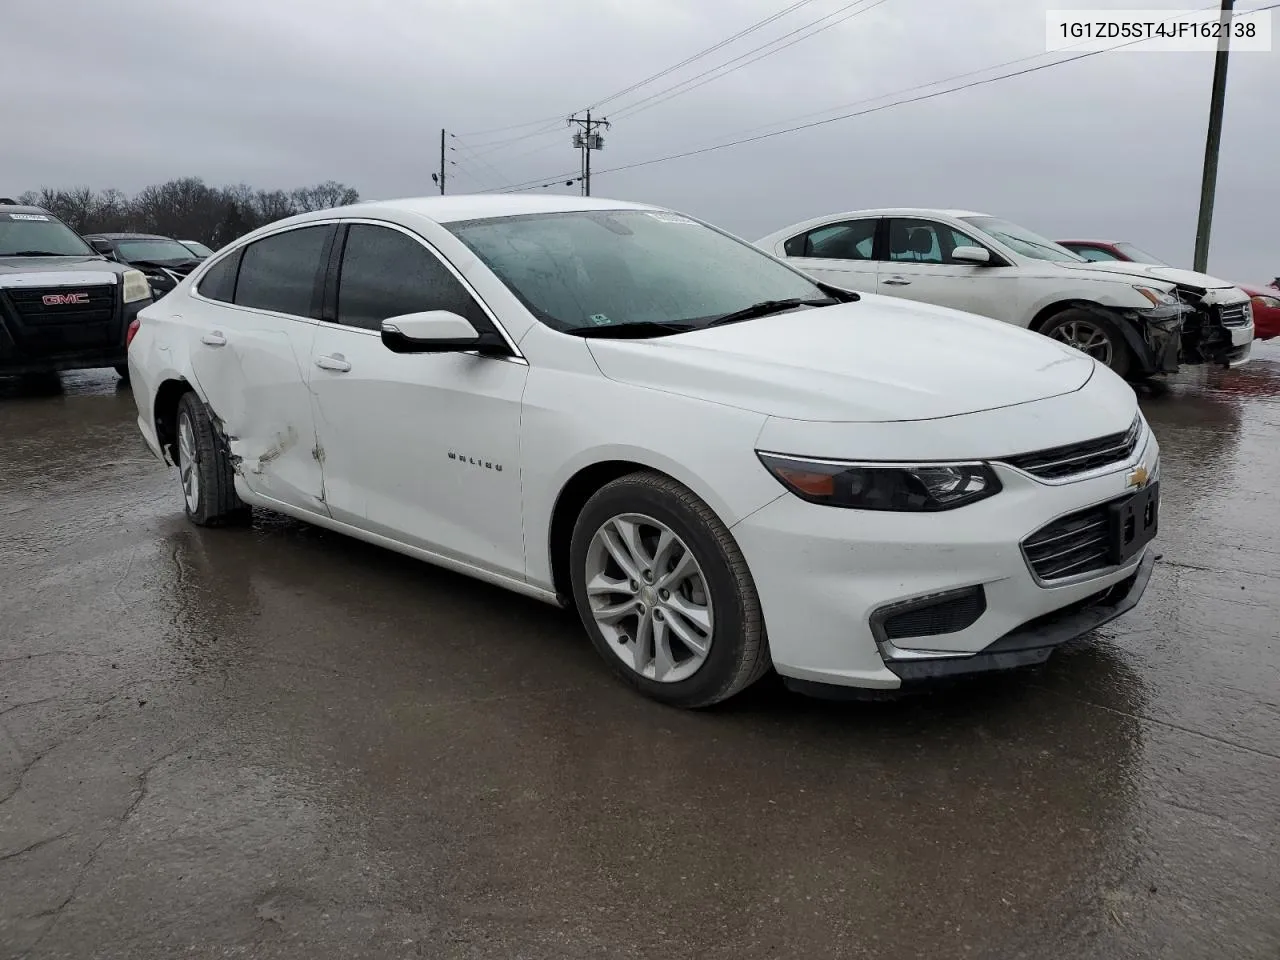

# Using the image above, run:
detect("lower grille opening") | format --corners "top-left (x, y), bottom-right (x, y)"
top-left (879, 586), bottom-right (986, 641)
top-left (1022, 503), bottom-right (1113, 581)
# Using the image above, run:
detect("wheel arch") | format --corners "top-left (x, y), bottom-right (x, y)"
top-left (1029, 299), bottom-right (1104, 332)
top-left (153, 377), bottom-right (195, 465)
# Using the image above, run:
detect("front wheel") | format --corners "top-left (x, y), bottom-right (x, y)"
top-left (569, 471), bottom-right (770, 708)
top-left (1040, 309), bottom-right (1131, 377)
top-left (175, 392), bottom-right (249, 527)
top-left (114, 364), bottom-right (130, 384)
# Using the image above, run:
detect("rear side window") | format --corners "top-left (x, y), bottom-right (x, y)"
top-left (196, 252), bottom-right (239, 303)
top-left (336, 224), bottom-right (486, 332)
top-left (784, 219), bottom-right (877, 260)
top-left (234, 226), bottom-right (330, 317)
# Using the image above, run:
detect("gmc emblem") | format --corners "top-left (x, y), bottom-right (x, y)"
top-left (42, 292), bottom-right (90, 306)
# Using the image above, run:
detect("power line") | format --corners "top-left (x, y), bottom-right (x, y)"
top-left (610, 0), bottom-right (892, 121)
top-left (450, 133), bottom-right (517, 189)
top-left (594, 0), bottom-right (1280, 178)
top-left (452, 0), bottom-right (827, 160)
top-left (588, 0), bottom-right (823, 110)
top-left (481, 0), bottom-right (1278, 194)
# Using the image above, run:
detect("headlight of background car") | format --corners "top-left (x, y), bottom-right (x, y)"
top-left (1251, 294), bottom-right (1280, 310)
top-left (121, 269), bottom-right (153, 303)
top-left (757, 453), bottom-right (1001, 511)
top-left (1133, 285), bottom-right (1179, 307)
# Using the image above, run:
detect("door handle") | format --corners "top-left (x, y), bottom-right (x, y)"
top-left (314, 354), bottom-right (351, 373)
top-left (200, 331), bottom-right (227, 346)
top-left (882, 277), bottom-right (912, 286)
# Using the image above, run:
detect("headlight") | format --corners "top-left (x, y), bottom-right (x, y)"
top-left (1133, 285), bottom-right (1179, 307)
top-left (1251, 294), bottom-right (1280, 310)
top-left (757, 453), bottom-right (1002, 511)
top-left (121, 269), bottom-right (152, 303)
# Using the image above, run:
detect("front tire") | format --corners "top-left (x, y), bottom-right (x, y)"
top-left (569, 471), bottom-right (770, 708)
top-left (114, 364), bottom-right (130, 384)
top-left (175, 392), bottom-right (249, 527)
top-left (1040, 309), bottom-right (1131, 377)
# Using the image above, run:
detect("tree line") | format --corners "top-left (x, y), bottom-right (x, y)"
top-left (13, 178), bottom-right (361, 248)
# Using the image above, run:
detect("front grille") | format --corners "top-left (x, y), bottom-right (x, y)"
top-left (1000, 415), bottom-right (1141, 481)
top-left (6, 284), bottom-right (116, 325)
top-left (881, 586), bottom-right (986, 640)
top-left (1022, 500), bottom-right (1119, 581)
top-left (1219, 303), bottom-right (1250, 327)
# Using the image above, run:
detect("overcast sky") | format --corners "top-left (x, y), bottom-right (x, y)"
top-left (4, 0), bottom-right (1277, 280)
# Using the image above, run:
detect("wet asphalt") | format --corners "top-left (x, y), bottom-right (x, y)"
top-left (1, 349), bottom-right (1278, 960)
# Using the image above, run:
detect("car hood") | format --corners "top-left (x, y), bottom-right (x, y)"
top-left (0, 255), bottom-right (126, 288)
top-left (1055, 258), bottom-right (1235, 292)
top-left (586, 295), bottom-right (1097, 423)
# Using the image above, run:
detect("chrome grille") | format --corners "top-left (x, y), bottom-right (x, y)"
top-left (5, 284), bottom-right (116, 326)
top-left (1001, 415), bottom-right (1141, 481)
top-left (1022, 501), bottom-right (1114, 581)
top-left (1219, 303), bottom-right (1250, 327)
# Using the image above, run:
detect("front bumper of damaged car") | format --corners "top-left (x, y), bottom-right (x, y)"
top-left (1113, 302), bottom-right (1187, 376)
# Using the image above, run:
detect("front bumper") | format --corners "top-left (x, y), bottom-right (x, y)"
top-left (732, 426), bottom-right (1160, 691)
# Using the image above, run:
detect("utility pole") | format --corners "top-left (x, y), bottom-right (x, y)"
top-left (1193, 0), bottom-right (1234, 273)
top-left (438, 128), bottom-right (446, 195)
top-left (569, 112), bottom-right (610, 196)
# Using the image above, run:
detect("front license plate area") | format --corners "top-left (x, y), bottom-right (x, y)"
top-left (1109, 481), bottom-right (1159, 565)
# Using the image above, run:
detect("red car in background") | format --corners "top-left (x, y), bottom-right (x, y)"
top-left (1057, 239), bottom-right (1279, 341)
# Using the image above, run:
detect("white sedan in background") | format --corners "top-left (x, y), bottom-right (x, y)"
top-left (129, 195), bottom-right (1160, 708)
top-left (758, 208), bottom-right (1252, 379)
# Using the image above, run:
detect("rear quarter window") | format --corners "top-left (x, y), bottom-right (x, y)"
top-left (196, 251), bottom-right (241, 303)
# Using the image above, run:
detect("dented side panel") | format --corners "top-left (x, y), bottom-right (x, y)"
top-left (187, 307), bottom-right (328, 516)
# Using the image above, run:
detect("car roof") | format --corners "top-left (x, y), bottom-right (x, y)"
top-left (284, 194), bottom-right (663, 227)
top-left (1057, 239), bottom-right (1123, 245)
top-left (0, 203), bottom-right (59, 216)
top-left (83, 232), bottom-right (170, 240)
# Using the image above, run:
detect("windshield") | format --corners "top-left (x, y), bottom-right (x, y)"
top-left (446, 209), bottom-right (832, 333)
top-left (961, 216), bottom-right (1085, 263)
top-left (115, 238), bottom-right (200, 263)
top-left (181, 240), bottom-right (215, 257)
top-left (1114, 241), bottom-right (1169, 266)
top-left (0, 212), bottom-right (97, 257)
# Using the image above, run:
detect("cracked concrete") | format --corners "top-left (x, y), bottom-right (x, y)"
top-left (2, 354), bottom-right (1279, 959)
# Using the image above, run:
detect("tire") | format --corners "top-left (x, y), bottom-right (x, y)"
top-left (114, 364), bottom-right (130, 383)
top-left (1039, 309), bottom-right (1131, 378)
top-left (568, 471), bottom-right (770, 708)
top-left (175, 391), bottom-right (249, 527)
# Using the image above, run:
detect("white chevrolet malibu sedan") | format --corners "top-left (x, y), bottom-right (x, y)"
top-left (128, 195), bottom-right (1160, 708)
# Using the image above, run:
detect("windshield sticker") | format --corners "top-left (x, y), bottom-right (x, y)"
top-left (645, 211), bottom-right (697, 225)
top-left (589, 314), bottom-right (612, 326)
top-left (4, 213), bottom-right (51, 221)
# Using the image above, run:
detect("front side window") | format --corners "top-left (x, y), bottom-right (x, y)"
top-left (336, 224), bottom-right (484, 332)
top-left (447, 209), bottom-right (833, 334)
top-left (234, 226), bottom-right (330, 317)
top-left (784, 219), bottom-right (877, 260)
top-left (962, 216), bottom-right (1084, 263)
top-left (0, 211), bottom-right (97, 257)
top-left (888, 219), bottom-right (988, 265)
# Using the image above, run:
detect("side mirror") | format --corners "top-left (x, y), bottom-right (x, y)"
top-left (951, 245), bottom-right (991, 266)
top-left (89, 239), bottom-right (114, 258)
top-left (380, 310), bottom-right (507, 356)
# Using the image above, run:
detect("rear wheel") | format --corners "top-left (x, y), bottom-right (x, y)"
top-left (569, 471), bottom-right (770, 708)
top-left (175, 392), bottom-right (249, 526)
top-left (1040, 309), bottom-right (1131, 377)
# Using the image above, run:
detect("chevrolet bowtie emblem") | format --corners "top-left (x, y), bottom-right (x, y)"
top-left (1126, 465), bottom-right (1150, 489)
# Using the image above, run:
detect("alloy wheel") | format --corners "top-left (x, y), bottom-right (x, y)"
top-left (584, 513), bottom-right (715, 683)
top-left (1050, 319), bottom-right (1115, 366)
top-left (177, 412), bottom-right (201, 512)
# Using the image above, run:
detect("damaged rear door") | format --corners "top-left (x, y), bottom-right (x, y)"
top-left (187, 223), bottom-right (334, 515)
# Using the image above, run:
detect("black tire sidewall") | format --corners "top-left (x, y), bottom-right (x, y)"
top-left (569, 479), bottom-right (755, 707)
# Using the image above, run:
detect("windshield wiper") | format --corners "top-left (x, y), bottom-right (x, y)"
top-left (706, 297), bottom-right (836, 328)
top-left (3, 250), bottom-right (74, 257)
top-left (561, 321), bottom-right (695, 339)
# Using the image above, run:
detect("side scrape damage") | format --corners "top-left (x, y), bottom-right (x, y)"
top-left (228, 425), bottom-right (299, 475)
